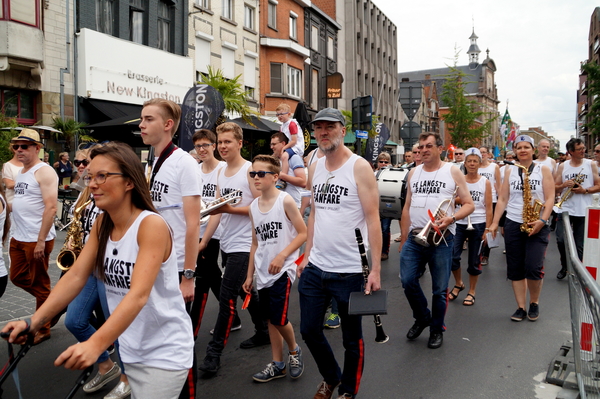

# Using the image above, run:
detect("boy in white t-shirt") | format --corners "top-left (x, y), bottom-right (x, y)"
top-left (276, 103), bottom-right (304, 188)
top-left (243, 155), bottom-right (307, 383)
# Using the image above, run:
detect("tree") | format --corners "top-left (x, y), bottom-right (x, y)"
top-left (51, 117), bottom-right (95, 153)
top-left (197, 66), bottom-right (256, 126)
top-left (440, 53), bottom-right (495, 149)
top-left (0, 113), bottom-right (20, 165)
top-left (581, 61), bottom-right (600, 141)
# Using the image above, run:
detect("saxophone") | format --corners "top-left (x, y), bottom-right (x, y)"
top-left (515, 164), bottom-right (544, 234)
top-left (555, 168), bottom-right (585, 208)
top-left (56, 198), bottom-right (93, 271)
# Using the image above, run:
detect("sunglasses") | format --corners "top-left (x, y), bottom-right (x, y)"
top-left (378, 160), bottom-right (389, 164)
top-left (249, 171), bottom-right (276, 178)
top-left (74, 159), bottom-right (90, 167)
top-left (595, 150), bottom-right (600, 153)
top-left (455, 152), bottom-right (464, 155)
top-left (275, 112), bottom-right (289, 116)
top-left (417, 143), bottom-right (435, 150)
top-left (12, 144), bottom-right (31, 150)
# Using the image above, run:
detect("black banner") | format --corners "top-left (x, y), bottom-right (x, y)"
top-left (179, 85), bottom-right (225, 151)
top-left (365, 123), bottom-right (390, 166)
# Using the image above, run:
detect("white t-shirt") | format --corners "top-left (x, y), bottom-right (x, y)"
top-left (505, 164), bottom-right (546, 224)
top-left (103, 210), bottom-right (193, 370)
top-left (478, 163), bottom-right (499, 202)
top-left (309, 154), bottom-right (366, 273)
top-left (199, 161), bottom-right (226, 240)
top-left (557, 159), bottom-right (594, 217)
top-left (456, 176), bottom-right (487, 225)
top-left (250, 192), bottom-right (298, 290)
top-left (150, 148), bottom-right (202, 271)
top-left (2, 161), bottom-right (22, 205)
top-left (283, 153), bottom-right (305, 207)
top-left (12, 162), bottom-right (57, 242)
top-left (281, 119), bottom-right (304, 156)
top-left (218, 161), bottom-right (254, 253)
top-left (408, 163), bottom-right (457, 235)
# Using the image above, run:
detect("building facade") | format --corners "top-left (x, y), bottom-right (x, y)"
top-left (337, 0), bottom-right (401, 146)
top-left (578, 7), bottom-right (600, 153)
top-left (398, 30), bottom-right (500, 152)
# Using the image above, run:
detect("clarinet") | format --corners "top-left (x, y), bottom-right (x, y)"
top-left (355, 228), bottom-right (389, 344)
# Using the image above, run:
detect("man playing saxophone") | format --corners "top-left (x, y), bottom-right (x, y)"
top-left (400, 132), bottom-right (473, 349)
top-left (554, 138), bottom-right (600, 280)
top-left (489, 135), bottom-right (554, 322)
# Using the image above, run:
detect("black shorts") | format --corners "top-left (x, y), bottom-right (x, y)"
top-left (258, 274), bottom-right (292, 326)
top-left (504, 219), bottom-right (549, 281)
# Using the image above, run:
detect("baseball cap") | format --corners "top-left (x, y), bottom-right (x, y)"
top-left (310, 108), bottom-right (345, 125)
top-left (515, 135), bottom-right (534, 146)
top-left (11, 128), bottom-right (42, 144)
top-left (465, 147), bottom-right (482, 160)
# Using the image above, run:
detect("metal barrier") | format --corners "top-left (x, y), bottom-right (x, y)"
top-left (563, 211), bottom-right (600, 398)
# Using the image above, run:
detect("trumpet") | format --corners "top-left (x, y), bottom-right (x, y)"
top-left (414, 187), bottom-right (458, 247)
top-left (555, 168), bottom-right (585, 209)
top-left (200, 190), bottom-right (243, 225)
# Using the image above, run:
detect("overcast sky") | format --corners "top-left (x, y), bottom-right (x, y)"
top-left (373, 0), bottom-right (595, 151)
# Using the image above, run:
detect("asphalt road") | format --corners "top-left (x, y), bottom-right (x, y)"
top-left (0, 224), bottom-right (576, 399)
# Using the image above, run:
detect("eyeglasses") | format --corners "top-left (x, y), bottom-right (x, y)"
top-left (194, 143), bottom-right (214, 150)
top-left (417, 143), bottom-right (435, 150)
top-left (275, 112), bottom-right (289, 116)
top-left (378, 160), bottom-right (389, 164)
top-left (83, 171), bottom-right (125, 186)
top-left (12, 144), bottom-right (30, 150)
top-left (73, 159), bottom-right (89, 167)
top-left (249, 171), bottom-right (276, 178)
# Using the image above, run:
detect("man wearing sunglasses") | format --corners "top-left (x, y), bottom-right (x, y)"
top-left (399, 132), bottom-right (473, 349)
top-left (298, 108), bottom-right (381, 399)
top-left (9, 129), bottom-right (58, 345)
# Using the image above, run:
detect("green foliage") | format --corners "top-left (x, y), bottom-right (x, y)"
top-left (197, 66), bottom-right (256, 123)
top-left (0, 113), bottom-right (20, 165)
top-left (581, 61), bottom-right (600, 142)
top-left (340, 110), bottom-right (379, 138)
top-left (51, 117), bottom-right (95, 153)
top-left (440, 52), bottom-right (496, 148)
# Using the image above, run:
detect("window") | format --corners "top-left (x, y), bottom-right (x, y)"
top-left (197, 0), bottom-right (209, 8)
top-left (327, 36), bottom-right (334, 59)
top-left (222, 0), bottom-right (232, 20)
top-left (221, 47), bottom-right (235, 79)
top-left (311, 69), bottom-right (318, 108)
top-left (2, 89), bottom-right (35, 124)
top-left (289, 12), bottom-right (297, 40)
top-left (157, 1), bottom-right (172, 51)
top-left (96, 0), bottom-right (115, 35)
top-left (270, 63), bottom-right (282, 94)
top-left (268, 0), bottom-right (277, 29)
top-left (195, 38), bottom-right (211, 74)
top-left (244, 5), bottom-right (254, 30)
top-left (311, 25), bottom-right (319, 51)
top-left (3, 0), bottom-right (39, 26)
top-left (244, 55), bottom-right (256, 89)
top-left (130, 0), bottom-right (145, 44)
top-left (245, 86), bottom-right (255, 100)
top-left (287, 66), bottom-right (301, 98)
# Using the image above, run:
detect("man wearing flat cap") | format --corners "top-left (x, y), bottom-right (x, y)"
top-left (297, 108), bottom-right (381, 399)
top-left (9, 129), bottom-right (58, 345)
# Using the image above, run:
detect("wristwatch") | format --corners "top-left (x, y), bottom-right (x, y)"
top-left (183, 269), bottom-right (196, 279)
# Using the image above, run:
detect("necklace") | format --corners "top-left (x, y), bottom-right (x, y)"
top-left (112, 210), bottom-right (135, 256)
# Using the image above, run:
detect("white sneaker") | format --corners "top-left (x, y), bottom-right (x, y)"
top-left (104, 381), bottom-right (131, 399)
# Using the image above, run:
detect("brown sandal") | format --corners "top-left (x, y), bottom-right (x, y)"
top-left (463, 294), bottom-right (475, 306)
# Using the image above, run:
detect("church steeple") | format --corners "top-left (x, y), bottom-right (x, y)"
top-left (467, 28), bottom-right (481, 65)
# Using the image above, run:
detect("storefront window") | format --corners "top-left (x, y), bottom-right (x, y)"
top-left (2, 89), bottom-right (36, 124)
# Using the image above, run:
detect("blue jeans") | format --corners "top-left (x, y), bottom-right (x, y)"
top-left (206, 252), bottom-right (266, 358)
top-left (299, 264), bottom-right (364, 397)
top-left (400, 233), bottom-right (454, 333)
top-left (380, 217), bottom-right (391, 255)
top-left (452, 223), bottom-right (485, 276)
top-left (65, 274), bottom-right (109, 364)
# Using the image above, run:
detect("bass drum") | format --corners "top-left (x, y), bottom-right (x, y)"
top-left (376, 167), bottom-right (409, 220)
